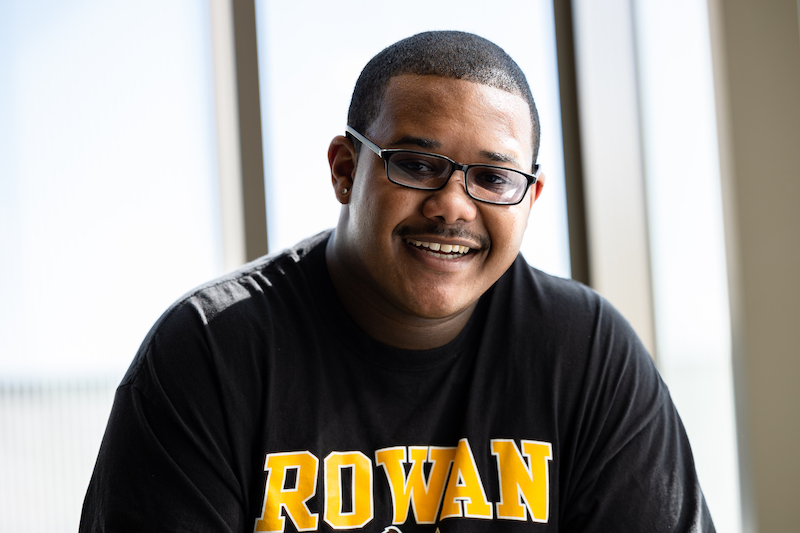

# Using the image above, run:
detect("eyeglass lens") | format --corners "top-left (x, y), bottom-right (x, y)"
top-left (386, 152), bottom-right (528, 204)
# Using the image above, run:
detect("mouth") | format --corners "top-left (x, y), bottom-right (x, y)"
top-left (405, 239), bottom-right (471, 259)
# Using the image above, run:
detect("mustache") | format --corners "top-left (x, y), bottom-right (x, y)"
top-left (395, 223), bottom-right (491, 250)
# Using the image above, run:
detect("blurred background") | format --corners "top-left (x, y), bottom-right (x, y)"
top-left (1, 0), bottom-right (798, 531)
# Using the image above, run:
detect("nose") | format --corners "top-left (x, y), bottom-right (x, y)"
top-left (421, 170), bottom-right (478, 224)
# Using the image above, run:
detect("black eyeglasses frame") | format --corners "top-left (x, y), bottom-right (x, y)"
top-left (345, 125), bottom-right (540, 206)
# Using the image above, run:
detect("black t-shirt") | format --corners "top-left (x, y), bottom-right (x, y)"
top-left (80, 231), bottom-right (715, 532)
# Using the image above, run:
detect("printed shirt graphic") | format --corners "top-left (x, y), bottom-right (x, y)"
top-left (253, 439), bottom-right (553, 531)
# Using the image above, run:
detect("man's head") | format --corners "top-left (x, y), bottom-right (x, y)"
top-left (347, 31), bottom-right (541, 168)
top-left (326, 31), bottom-right (545, 349)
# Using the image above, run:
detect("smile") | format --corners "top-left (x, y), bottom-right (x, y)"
top-left (406, 239), bottom-right (471, 259)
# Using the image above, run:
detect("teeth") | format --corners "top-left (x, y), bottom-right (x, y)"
top-left (406, 240), bottom-right (471, 255)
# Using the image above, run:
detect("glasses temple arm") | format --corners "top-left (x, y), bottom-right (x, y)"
top-left (345, 125), bottom-right (383, 157)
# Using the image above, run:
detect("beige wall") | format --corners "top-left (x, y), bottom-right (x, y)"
top-left (708, 0), bottom-right (800, 531)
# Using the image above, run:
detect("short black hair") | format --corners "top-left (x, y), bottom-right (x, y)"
top-left (347, 31), bottom-right (541, 166)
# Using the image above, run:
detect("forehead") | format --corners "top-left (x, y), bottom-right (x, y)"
top-left (367, 75), bottom-right (533, 161)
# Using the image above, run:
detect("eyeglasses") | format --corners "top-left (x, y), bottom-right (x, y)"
top-left (346, 126), bottom-right (540, 206)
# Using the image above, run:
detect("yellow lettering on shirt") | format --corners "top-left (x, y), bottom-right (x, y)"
top-left (439, 438), bottom-right (493, 520)
top-left (254, 451), bottom-right (319, 532)
top-left (491, 439), bottom-right (553, 522)
top-left (375, 446), bottom-right (457, 524)
top-left (323, 451), bottom-right (374, 529)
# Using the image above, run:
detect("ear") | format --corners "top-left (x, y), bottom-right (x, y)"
top-left (328, 135), bottom-right (357, 204)
top-left (528, 172), bottom-right (545, 208)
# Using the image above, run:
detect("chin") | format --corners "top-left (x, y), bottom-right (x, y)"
top-left (404, 292), bottom-right (474, 321)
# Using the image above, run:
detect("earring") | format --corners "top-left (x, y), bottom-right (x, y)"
top-left (341, 188), bottom-right (349, 194)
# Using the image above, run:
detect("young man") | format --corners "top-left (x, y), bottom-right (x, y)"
top-left (81, 32), bottom-right (715, 532)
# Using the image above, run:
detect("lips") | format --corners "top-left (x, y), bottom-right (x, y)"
top-left (396, 223), bottom-right (490, 252)
top-left (406, 239), bottom-right (470, 259)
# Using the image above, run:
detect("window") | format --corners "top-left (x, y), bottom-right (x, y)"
top-left (0, 1), bottom-right (222, 530)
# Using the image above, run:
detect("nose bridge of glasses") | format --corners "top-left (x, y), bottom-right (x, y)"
top-left (426, 163), bottom-right (480, 222)
top-left (452, 162), bottom-right (470, 177)
top-left (441, 163), bottom-right (472, 198)
top-left (445, 162), bottom-right (470, 190)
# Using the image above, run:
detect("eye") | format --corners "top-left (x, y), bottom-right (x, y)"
top-left (395, 158), bottom-right (438, 175)
top-left (387, 153), bottom-right (450, 184)
top-left (471, 168), bottom-right (514, 190)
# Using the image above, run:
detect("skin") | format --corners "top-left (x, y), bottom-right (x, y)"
top-left (326, 75), bottom-right (545, 350)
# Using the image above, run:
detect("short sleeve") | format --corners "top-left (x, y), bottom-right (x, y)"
top-left (80, 294), bottom-right (264, 532)
top-left (558, 297), bottom-right (716, 532)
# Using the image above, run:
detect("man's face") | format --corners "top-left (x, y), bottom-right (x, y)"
top-left (331, 75), bottom-right (543, 324)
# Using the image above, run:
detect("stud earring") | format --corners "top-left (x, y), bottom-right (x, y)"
top-left (341, 188), bottom-right (349, 194)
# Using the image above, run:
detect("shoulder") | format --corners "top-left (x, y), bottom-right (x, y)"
top-left (121, 231), bottom-right (331, 387)
top-left (497, 259), bottom-right (687, 494)
top-left (181, 230), bottom-right (330, 320)
top-left (490, 254), bottom-right (664, 418)
top-left (496, 255), bottom-right (636, 346)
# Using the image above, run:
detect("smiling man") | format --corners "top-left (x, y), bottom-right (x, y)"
top-left (326, 73), bottom-right (541, 350)
top-left (81, 32), bottom-right (715, 532)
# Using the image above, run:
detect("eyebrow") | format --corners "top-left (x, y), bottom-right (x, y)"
top-left (389, 135), bottom-right (521, 166)
top-left (480, 151), bottom-right (520, 165)
top-left (389, 135), bottom-right (441, 150)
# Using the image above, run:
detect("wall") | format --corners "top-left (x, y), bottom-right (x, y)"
top-left (708, 0), bottom-right (800, 531)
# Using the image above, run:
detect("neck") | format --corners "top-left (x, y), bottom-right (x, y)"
top-left (325, 235), bottom-right (476, 351)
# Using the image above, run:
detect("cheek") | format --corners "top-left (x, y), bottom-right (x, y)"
top-left (360, 184), bottom-right (418, 230)
top-left (511, 211), bottom-right (531, 242)
top-left (350, 175), bottom-right (410, 248)
top-left (353, 191), bottom-right (392, 239)
top-left (349, 169), bottom-right (383, 229)
top-left (486, 210), bottom-right (528, 241)
top-left (486, 210), bottom-right (530, 259)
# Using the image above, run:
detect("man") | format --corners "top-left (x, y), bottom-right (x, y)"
top-left (81, 31), bottom-right (714, 532)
